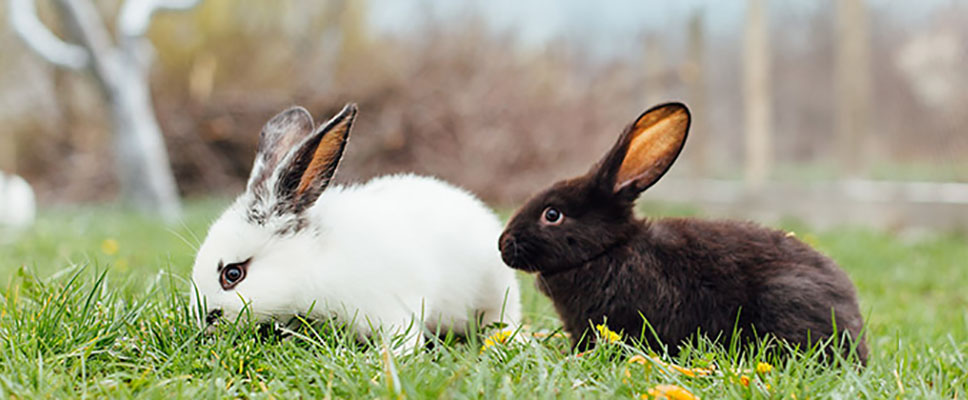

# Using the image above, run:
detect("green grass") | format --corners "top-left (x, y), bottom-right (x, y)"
top-left (1, 200), bottom-right (966, 398)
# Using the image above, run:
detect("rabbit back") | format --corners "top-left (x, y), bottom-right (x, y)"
top-left (537, 217), bottom-right (866, 362)
top-left (310, 173), bottom-right (521, 333)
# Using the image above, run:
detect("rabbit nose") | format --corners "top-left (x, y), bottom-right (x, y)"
top-left (499, 232), bottom-right (518, 266)
top-left (205, 309), bottom-right (223, 325)
top-left (498, 231), bottom-right (512, 251)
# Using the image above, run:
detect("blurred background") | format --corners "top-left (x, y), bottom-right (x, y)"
top-left (2, 0), bottom-right (967, 230)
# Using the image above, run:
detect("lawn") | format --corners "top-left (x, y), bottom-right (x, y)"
top-left (1, 200), bottom-right (966, 398)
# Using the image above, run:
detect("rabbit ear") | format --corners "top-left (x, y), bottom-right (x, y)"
top-left (272, 104), bottom-right (357, 214)
top-left (247, 107), bottom-right (316, 193)
top-left (593, 103), bottom-right (690, 198)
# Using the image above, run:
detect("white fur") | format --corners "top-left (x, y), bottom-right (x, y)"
top-left (0, 172), bottom-right (36, 231)
top-left (191, 173), bottom-right (521, 347)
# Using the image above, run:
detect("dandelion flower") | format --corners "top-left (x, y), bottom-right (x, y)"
top-left (627, 355), bottom-right (713, 377)
top-left (101, 239), bottom-right (120, 256)
top-left (644, 384), bottom-right (699, 400)
top-left (480, 330), bottom-right (513, 353)
top-left (595, 323), bottom-right (621, 343)
top-left (756, 362), bottom-right (773, 374)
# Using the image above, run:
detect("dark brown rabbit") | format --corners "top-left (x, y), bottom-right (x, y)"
top-left (499, 103), bottom-right (868, 364)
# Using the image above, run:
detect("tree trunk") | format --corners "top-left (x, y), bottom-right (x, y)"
top-left (11, 0), bottom-right (189, 221)
top-left (53, 0), bottom-right (183, 221)
top-left (110, 63), bottom-right (181, 220)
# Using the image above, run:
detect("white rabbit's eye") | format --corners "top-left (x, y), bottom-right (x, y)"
top-left (219, 259), bottom-right (250, 290)
top-left (542, 207), bottom-right (564, 225)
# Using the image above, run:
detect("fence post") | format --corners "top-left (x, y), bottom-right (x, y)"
top-left (744, 0), bottom-right (773, 191)
top-left (685, 12), bottom-right (708, 178)
top-left (836, 0), bottom-right (872, 177)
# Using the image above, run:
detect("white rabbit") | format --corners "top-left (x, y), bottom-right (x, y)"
top-left (0, 172), bottom-right (36, 232)
top-left (190, 104), bottom-right (520, 350)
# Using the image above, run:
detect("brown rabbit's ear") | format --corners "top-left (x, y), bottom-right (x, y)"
top-left (247, 107), bottom-right (316, 193)
top-left (593, 103), bottom-right (690, 198)
top-left (273, 103), bottom-right (357, 214)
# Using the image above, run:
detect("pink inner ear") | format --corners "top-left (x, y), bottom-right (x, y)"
top-left (615, 107), bottom-right (689, 191)
top-left (295, 121), bottom-right (349, 197)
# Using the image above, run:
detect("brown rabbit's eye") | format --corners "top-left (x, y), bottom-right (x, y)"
top-left (542, 207), bottom-right (564, 225)
top-left (219, 259), bottom-right (250, 290)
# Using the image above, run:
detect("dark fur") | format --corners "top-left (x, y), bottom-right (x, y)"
top-left (499, 103), bottom-right (868, 364)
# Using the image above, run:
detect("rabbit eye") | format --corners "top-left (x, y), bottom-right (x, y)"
top-left (542, 207), bottom-right (564, 225)
top-left (219, 259), bottom-right (250, 290)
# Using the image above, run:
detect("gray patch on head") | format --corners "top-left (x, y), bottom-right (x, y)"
top-left (246, 205), bottom-right (268, 226)
top-left (243, 193), bottom-right (307, 236)
top-left (273, 217), bottom-right (308, 236)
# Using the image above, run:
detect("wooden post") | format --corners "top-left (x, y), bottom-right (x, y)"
top-left (744, 0), bottom-right (772, 191)
top-left (836, 0), bottom-right (871, 177)
top-left (685, 12), bottom-right (708, 177)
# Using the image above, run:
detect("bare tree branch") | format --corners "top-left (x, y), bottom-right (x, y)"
top-left (10, 0), bottom-right (201, 221)
top-left (119, 0), bottom-right (202, 38)
top-left (9, 0), bottom-right (89, 70)
top-left (52, 0), bottom-right (121, 91)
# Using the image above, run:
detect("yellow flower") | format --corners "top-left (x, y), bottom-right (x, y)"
top-left (627, 355), bottom-right (714, 378)
top-left (739, 375), bottom-right (751, 387)
top-left (643, 384), bottom-right (700, 400)
top-left (100, 239), bottom-right (120, 256)
top-left (629, 355), bottom-right (650, 364)
top-left (595, 323), bottom-right (621, 343)
top-left (480, 330), bottom-right (513, 353)
top-left (756, 362), bottom-right (773, 374)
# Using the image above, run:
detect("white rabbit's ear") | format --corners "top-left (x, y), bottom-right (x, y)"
top-left (272, 104), bottom-right (357, 214)
top-left (592, 103), bottom-right (690, 199)
top-left (247, 107), bottom-right (316, 194)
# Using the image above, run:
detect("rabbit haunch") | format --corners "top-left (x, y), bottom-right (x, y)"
top-left (499, 103), bottom-right (867, 364)
top-left (191, 104), bottom-right (520, 349)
